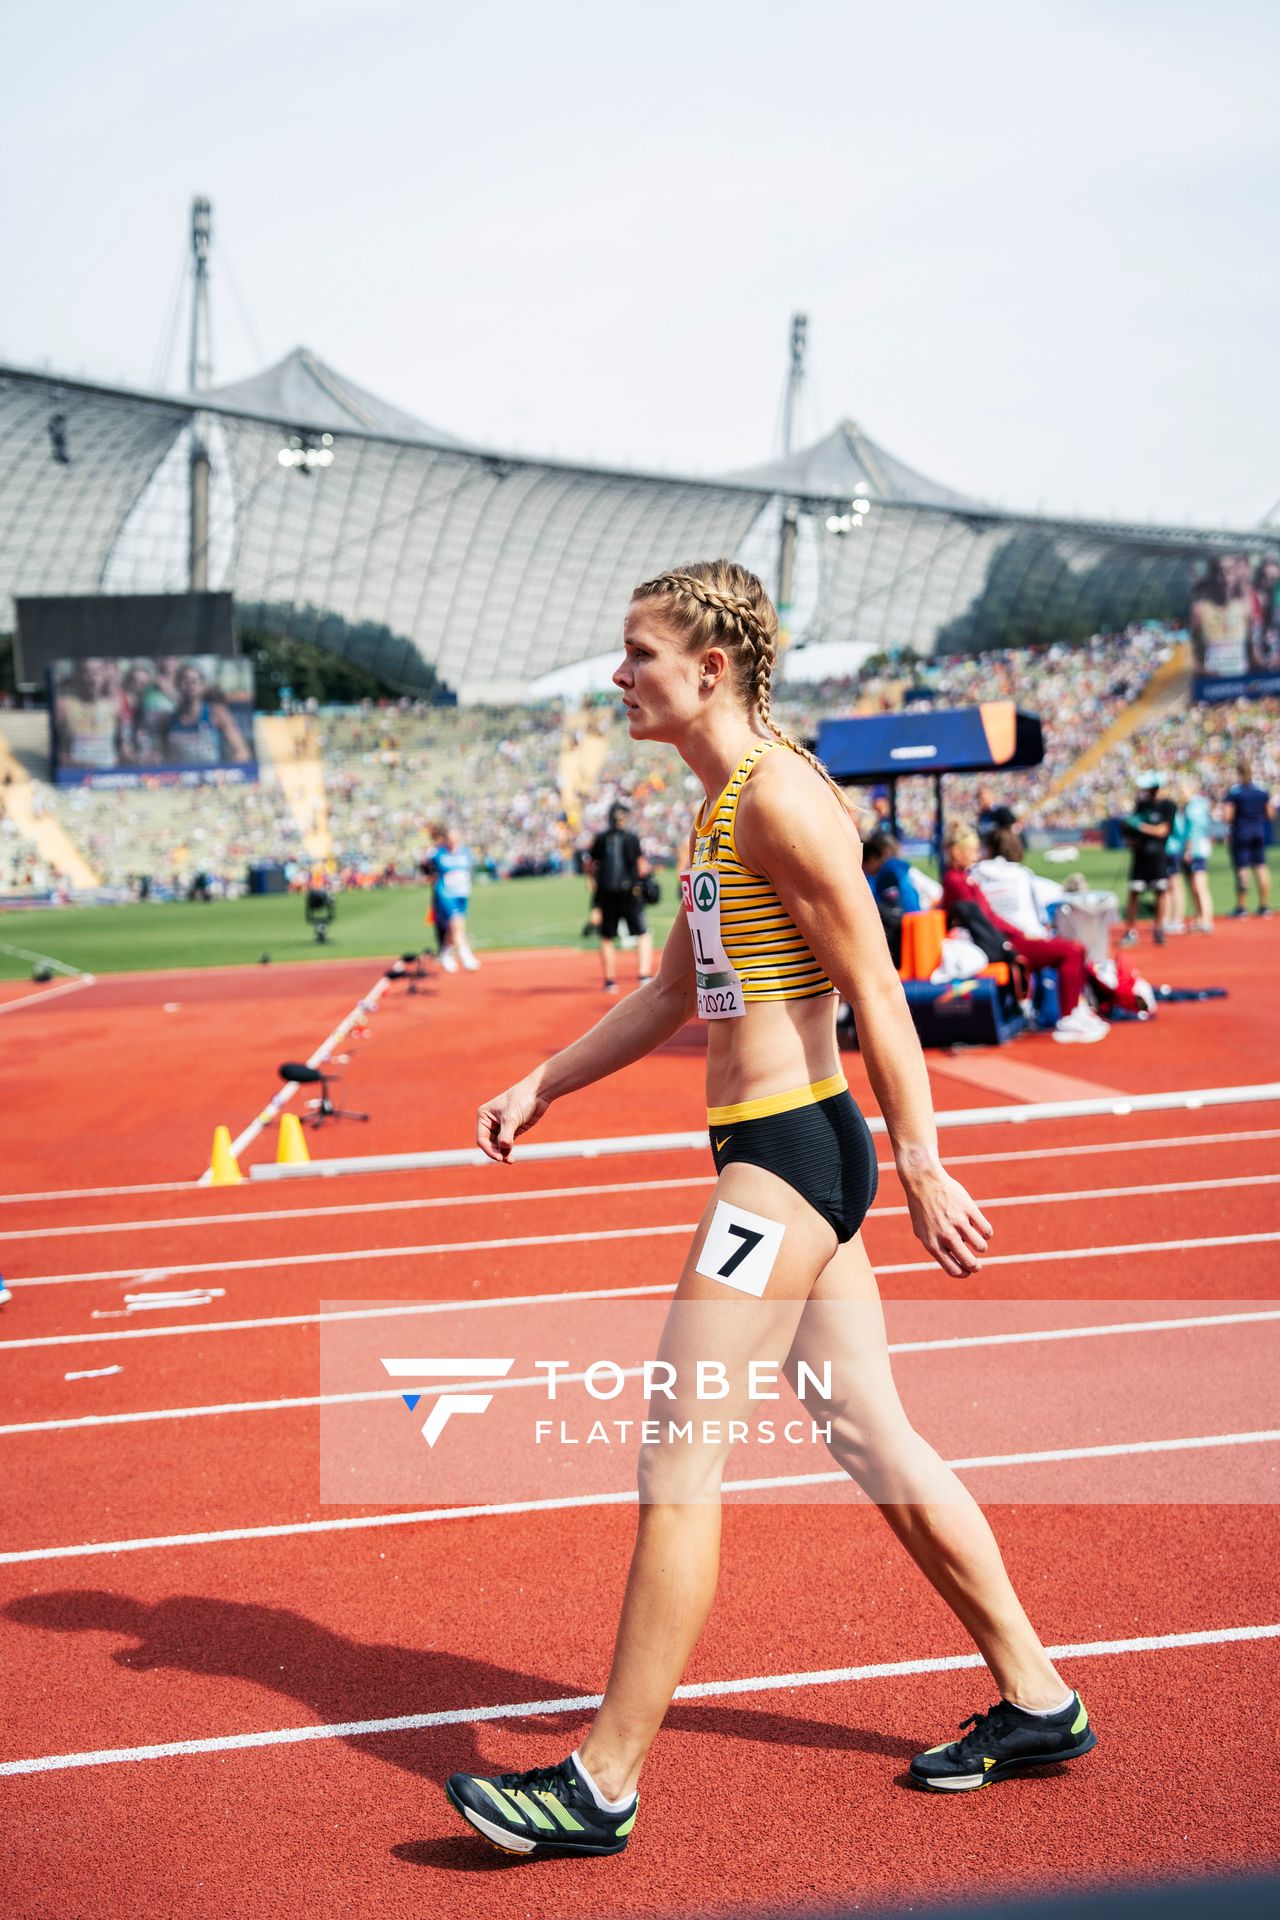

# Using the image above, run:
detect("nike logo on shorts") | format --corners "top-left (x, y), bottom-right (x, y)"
top-left (714, 1134), bottom-right (731, 1151)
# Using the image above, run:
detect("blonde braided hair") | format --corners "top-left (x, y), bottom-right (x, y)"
top-left (630, 559), bottom-right (850, 805)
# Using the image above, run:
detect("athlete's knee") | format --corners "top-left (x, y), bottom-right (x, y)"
top-left (637, 1429), bottom-right (731, 1504)
top-left (822, 1403), bottom-right (920, 1481)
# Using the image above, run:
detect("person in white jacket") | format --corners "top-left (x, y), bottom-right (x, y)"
top-left (972, 827), bottom-right (1064, 941)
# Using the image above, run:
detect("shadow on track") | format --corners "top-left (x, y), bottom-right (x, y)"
top-left (4, 1587), bottom-right (917, 1784)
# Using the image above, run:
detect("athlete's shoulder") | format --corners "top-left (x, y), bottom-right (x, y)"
top-left (746, 739), bottom-right (846, 815)
top-left (737, 740), bottom-right (860, 868)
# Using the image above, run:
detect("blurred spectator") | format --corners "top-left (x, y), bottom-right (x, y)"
top-left (1225, 758), bottom-right (1273, 918)
top-left (1166, 780), bottom-right (1214, 936)
top-left (942, 824), bottom-right (1104, 1044)
top-left (1120, 773), bottom-right (1175, 947)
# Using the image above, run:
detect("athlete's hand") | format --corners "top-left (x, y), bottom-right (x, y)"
top-left (900, 1164), bottom-right (992, 1277)
top-left (476, 1079), bottom-right (550, 1163)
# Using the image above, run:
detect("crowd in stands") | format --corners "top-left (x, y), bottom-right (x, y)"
top-left (0, 803), bottom-right (54, 894)
top-left (1, 622), bottom-right (1275, 899)
top-left (47, 779), bottom-right (304, 896)
top-left (320, 704), bottom-right (567, 880)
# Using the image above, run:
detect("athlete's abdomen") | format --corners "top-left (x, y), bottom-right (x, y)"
top-left (703, 993), bottom-right (842, 1115)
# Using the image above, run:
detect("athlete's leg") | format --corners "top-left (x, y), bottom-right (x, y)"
top-left (576, 1163), bottom-right (837, 1799)
top-left (1255, 860), bottom-right (1271, 911)
top-left (1167, 864), bottom-right (1186, 932)
top-left (1190, 862), bottom-right (1214, 930)
top-left (789, 1234), bottom-right (1068, 1709)
top-left (598, 934), bottom-right (617, 986)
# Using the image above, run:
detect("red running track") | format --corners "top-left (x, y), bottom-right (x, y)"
top-left (3, 929), bottom-right (1279, 1916)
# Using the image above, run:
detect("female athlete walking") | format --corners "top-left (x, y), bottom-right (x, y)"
top-left (445, 561), bottom-right (1096, 1856)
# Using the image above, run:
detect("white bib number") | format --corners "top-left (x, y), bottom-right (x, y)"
top-left (680, 864), bottom-right (745, 1020)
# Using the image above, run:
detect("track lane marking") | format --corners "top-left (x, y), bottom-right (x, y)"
top-left (2, 1621), bottom-right (1277, 1775)
top-left (1, 1427), bottom-right (1276, 1565)
top-left (9, 1165), bottom-right (1278, 1246)
top-left (4, 1307), bottom-right (1278, 1437)
top-left (5, 1231), bottom-right (1279, 1343)
top-left (10, 1105), bottom-right (1280, 1205)
top-left (15, 1208), bottom-right (1280, 1291)
top-left (3, 1124), bottom-right (1277, 1212)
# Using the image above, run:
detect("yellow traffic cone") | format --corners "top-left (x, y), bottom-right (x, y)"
top-left (277, 1111), bottom-right (311, 1166)
top-left (208, 1125), bottom-right (243, 1186)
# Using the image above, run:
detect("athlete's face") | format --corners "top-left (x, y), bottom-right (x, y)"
top-left (615, 606), bottom-right (703, 743)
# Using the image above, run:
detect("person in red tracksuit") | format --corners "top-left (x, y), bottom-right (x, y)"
top-left (941, 826), bottom-right (1106, 1043)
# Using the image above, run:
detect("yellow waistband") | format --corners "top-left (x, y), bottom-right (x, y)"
top-left (706, 1072), bottom-right (848, 1128)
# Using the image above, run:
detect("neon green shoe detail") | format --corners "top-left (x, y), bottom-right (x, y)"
top-left (475, 1778), bottom-right (524, 1821)
top-left (535, 1791), bottom-right (586, 1832)
top-left (1070, 1697), bottom-right (1088, 1736)
top-left (508, 1789), bottom-right (556, 1830)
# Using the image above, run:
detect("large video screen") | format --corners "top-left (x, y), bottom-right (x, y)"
top-left (1191, 551), bottom-right (1280, 704)
top-left (47, 655), bottom-right (257, 788)
top-left (16, 591), bottom-right (235, 689)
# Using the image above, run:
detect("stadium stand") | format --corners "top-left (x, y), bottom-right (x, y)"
top-left (1, 623), bottom-right (1274, 896)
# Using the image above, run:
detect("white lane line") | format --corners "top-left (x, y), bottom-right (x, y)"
top-left (17, 1192), bottom-right (1280, 1291)
top-left (14, 1222), bottom-right (699, 1289)
top-left (0, 973), bottom-right (97, 1017)
top-left (10, 1163), bottom-right (1278, 1247)
top-left (3, 1621), bottom-right (1276, 1777)
top-left (0, 1180), bottom-right (199, 1206)
top-left (63, 1366), bottom-right (123, 1383)
top-left (4, 1123), bottom-right (1278, 1215)
top-left (2, 1428), bottom-right (1276, 1568)
top-left (6, 1621), bottom-right (1277, 1778)
top-left (0, 1176), bottom-right (718, 1243)
top-left (939, 1127), bottom-right (1280, 1172)
top-left (5, 1231), bottom-right (1280, 1353)
top-left (5, 1307), bottom-right (1278, 1438)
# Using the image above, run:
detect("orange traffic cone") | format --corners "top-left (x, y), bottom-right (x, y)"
top-left (276, 1112), bottom-right (311, 1166)
top-left (208, 1125), bottom-right (243, 1186)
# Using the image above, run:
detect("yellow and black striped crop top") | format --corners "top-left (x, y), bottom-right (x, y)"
top-left (690, 740), bottom-right (833, 1004)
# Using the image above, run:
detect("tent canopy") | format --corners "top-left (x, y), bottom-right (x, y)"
top-left (817, 702), bottom-right (1045, 783)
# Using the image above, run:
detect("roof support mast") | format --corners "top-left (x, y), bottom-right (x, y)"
top-left (189, 195), bottom-right (212, 591)
top-left (776, 311), bottom-right (806, 647)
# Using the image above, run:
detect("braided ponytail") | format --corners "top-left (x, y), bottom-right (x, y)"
top-left (631, 559), bottom-right (854, 810)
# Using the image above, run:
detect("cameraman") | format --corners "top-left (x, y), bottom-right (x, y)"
top-left (1121, 773), bottom-right (1175, 948)
top-left (585, 802), bottom-right (654, 993)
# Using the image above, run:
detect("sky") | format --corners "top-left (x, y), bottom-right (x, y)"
top-left (4, 0), bottom-right (1278, 528)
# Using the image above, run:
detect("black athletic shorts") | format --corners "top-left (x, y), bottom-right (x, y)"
top-left (597, 889), bottom-right (647, 939)
top-left (1129, 851), bottom-right (1169, 893)
top-left (708, 1078), bottom-right (878, 1244)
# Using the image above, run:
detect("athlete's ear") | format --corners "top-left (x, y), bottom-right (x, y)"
top-left (699, 648), bottom-right (730, 690)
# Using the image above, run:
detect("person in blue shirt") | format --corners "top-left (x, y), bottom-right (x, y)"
top-left (1225, 760), bottom-right (1273, 918)
top-left (431, 825), bottom-right (480, 971)
top-left (862, 830), bottom-right (921, 912)
top-left (1167, 782), bottom-right (1215, 935)
top-left (861, 829), bottom-right (920, 968)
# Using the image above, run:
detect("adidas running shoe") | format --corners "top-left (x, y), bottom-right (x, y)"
top-left (444, 1755), bottom-right (637, 1856)
top-left (910, 1691), bottom-right (1097, 1792)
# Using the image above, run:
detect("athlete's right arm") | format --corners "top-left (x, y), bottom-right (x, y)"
top-left (475, 908), bottom-right (696, 1162)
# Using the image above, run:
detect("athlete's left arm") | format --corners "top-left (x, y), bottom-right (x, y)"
top-left (736, 753), bottom-right (991, 1278)
top-left (211, 699), bottom-right (252, 762)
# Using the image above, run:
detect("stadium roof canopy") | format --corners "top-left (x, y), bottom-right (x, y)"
top-left (725, 417), bottom-right (982, 511)
top-left (0, 352), bottom-right (1271, 702)
top-left (203, 347), bottom-right (468, 448)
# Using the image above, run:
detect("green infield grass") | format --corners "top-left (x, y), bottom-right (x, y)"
top-left (1, 847), bottom-right (1275, 980)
